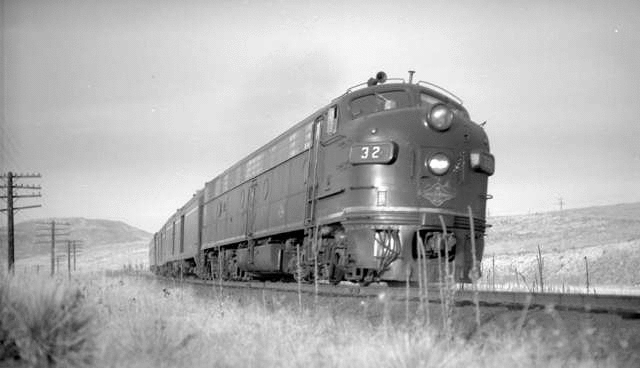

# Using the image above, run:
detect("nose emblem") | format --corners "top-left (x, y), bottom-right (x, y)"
top-left (418, 179), bottom-right (456, 207)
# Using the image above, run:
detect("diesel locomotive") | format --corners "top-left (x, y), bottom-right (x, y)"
top-left (149, 71), bottom-right (494, 284)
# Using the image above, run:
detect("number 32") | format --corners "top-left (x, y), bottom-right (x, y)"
top-left (361, 146), bottom-right (381, 159)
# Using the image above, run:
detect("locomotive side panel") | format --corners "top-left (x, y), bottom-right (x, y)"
top-left (161, 223), bottom-right (170, 263)
top-left (218, 192), bottom-right (231, 242)
top-left (227, 185), bottom-right (246, 240)
top-left (167, 218), bottom-right (179, 262)
top-left (217, 187), bottom-right (236, 243)
top-left (250, 173), bottom-right (269, 235)
top-left (199, 119), bottom-right (315, 247)
top-left (201, 152), bottom-right (312, 245)
top-left (182, 198), bottom-right (201, 259)
top-left (245, 153), bottom-right (309, 238)
top-left (202, 198), bottom-right (215, 248)
top-left (164, 224), bottom-right (171, 263)
top-left (284, 153), bottom-right (307, 230)
top-left (266, 159), bottom-right (288, 233)
top-left (149, 235), bottom-right (156, 272)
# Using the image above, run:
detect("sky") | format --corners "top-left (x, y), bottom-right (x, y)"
top-left (1, 0), bottom-right (639, 232)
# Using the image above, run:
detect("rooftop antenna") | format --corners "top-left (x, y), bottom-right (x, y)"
top-left (408, 70), bottom-right (415, 83)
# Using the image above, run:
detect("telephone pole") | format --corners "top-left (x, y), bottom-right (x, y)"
top-left (66, 240), bottom-right (84, 278)
top-left (67, 240), bottom-right (71, 278)
top-left (0, 172), bottom-right (41, 274)
top-left (35, 221), bottom-right (70, 276)
top-left (52, 222), bottom-right (56, 275)
top-left (70, 240), bottom-right (84, 272)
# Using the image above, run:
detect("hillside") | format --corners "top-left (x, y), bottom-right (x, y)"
top-left (485, 202), bottom-right (640, 255)
top-left (0, 218), bottom-right (151, 271)
top-left (484, 203), bottom-right (640, 289)
top-left (13, 240), bottom-right (150, 274)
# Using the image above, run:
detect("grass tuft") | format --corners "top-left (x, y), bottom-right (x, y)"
top-left (0, 276), bottom-right (96, 367)
top-left (0, 281), bottom-right (20, 363)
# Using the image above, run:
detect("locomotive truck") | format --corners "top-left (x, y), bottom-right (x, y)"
top-left (150, 71), bottom-right (494, 284)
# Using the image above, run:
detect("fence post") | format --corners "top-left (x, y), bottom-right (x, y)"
top-left (584, 256), bottom-right (590, 294)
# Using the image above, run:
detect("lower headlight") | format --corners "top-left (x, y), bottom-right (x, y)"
top-left (427, 153), bottom-right (450, 175)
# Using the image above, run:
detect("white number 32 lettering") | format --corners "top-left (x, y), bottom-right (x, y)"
top-left (361, 146), bottom-right (381, 159)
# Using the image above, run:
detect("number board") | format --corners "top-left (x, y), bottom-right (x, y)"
top-left (349, 142), bottom-right (396, 164)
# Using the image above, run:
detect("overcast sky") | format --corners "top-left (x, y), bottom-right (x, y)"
top-left (2, 0), bottom-right (639, 232)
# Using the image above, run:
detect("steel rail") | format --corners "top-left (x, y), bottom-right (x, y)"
top-left (156, 275), bottom-right (640, 318)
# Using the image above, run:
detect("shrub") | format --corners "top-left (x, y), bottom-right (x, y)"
top-left (0, 277), bottom-right (96, 367)
top-left (0, 280), bottom-right (20, 362)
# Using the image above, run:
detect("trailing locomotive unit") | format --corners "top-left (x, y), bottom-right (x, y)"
top-left (150, 72), bottom-right (494, 284)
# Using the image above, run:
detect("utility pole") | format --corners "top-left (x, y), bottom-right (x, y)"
top-left (35, 220), bottom-right (70, 276)
top-left (0, 172), bottom-right (42, 274)
top-left (51, 221), bottom-right (56, 275)
top-left (557, 197), bottom-right (564, 212)
top-left (70, 240), bottom-right (84, 272)
top-left (65, 239), bottom-right (84, 278)
top-left (67, 240), bottom-right (71, 279)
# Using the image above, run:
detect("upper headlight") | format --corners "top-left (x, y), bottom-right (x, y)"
top-left (427, 153), bottom-right (450, 175)
top-left (426, 104), bottom-right (453, 131)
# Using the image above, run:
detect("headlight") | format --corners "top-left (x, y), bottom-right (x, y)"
top-left (426, 153), bottom-right (450, 175)
top-left (426, 104), bottom-right (453, 131)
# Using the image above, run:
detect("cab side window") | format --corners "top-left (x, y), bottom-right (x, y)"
top-left (320, 105), bottom-right (339, 142)
top-left (326, 106), bottom-right (338, 135)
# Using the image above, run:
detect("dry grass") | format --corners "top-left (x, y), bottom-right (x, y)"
top-left (0, 276), bottom-right (97, 367)
top-left (0, 271), bottom-right (634, 367)
top-left (87, 273), bottom-right (628, 368)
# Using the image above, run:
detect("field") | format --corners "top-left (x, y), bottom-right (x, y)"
top-left (482, 203), bottom-right (640, 292)
top-left (1, 272), bottom-right (638, 368)
top-left (14, 240), bottom-right (149, 275)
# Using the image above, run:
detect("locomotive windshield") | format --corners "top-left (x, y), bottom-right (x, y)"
top-left (350, 90), bottom-right (410, 118)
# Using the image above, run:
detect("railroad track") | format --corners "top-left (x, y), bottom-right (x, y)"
top-left (156, 275), bottom-right (640, 318)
